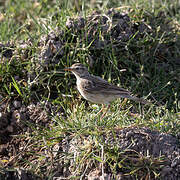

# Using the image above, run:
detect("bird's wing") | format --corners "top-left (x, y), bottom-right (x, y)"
top-left (81, 75), bottom-right (131, 96)
top-left (80, 76), bottom-right (149, 104)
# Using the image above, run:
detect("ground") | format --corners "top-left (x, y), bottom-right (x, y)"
top-left (0, 1), bottom-right (180, 179)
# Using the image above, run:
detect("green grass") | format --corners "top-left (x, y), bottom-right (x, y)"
top-left (0, 0), bottom-right (180, 179)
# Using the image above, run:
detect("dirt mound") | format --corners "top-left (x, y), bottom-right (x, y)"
top-left (64, 127), bottom-right (180, 179)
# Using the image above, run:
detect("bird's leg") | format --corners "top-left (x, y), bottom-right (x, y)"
top-left (96, 104), bottom-right (105, 116)
top-left (100, 104), bottom-right (110, 119)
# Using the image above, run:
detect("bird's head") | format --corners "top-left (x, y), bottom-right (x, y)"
top-left (64, 63), bottom-right (89, 78)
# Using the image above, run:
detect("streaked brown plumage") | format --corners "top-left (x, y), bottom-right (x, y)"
top-left (64, 63), bottom-right (148, 118)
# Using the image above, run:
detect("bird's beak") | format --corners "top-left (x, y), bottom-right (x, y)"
top-left (64, 67), bottom-right (73, 71)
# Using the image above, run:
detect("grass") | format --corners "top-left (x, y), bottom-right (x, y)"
top-left (0, 0), bottom-right (180, 179)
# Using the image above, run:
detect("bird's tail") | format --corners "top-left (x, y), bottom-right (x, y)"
top-left (123, 94), bottom-right (150, 105)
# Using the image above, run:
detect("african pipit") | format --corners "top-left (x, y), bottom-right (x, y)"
top-left (64, 63), bottom-right (149, 118)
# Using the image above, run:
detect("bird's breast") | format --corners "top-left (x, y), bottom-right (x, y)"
top-left (76, 78), bottom-right (114, 104)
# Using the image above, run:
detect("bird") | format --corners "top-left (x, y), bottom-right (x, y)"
top-left (64, 63), bottom-right (149, 119)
